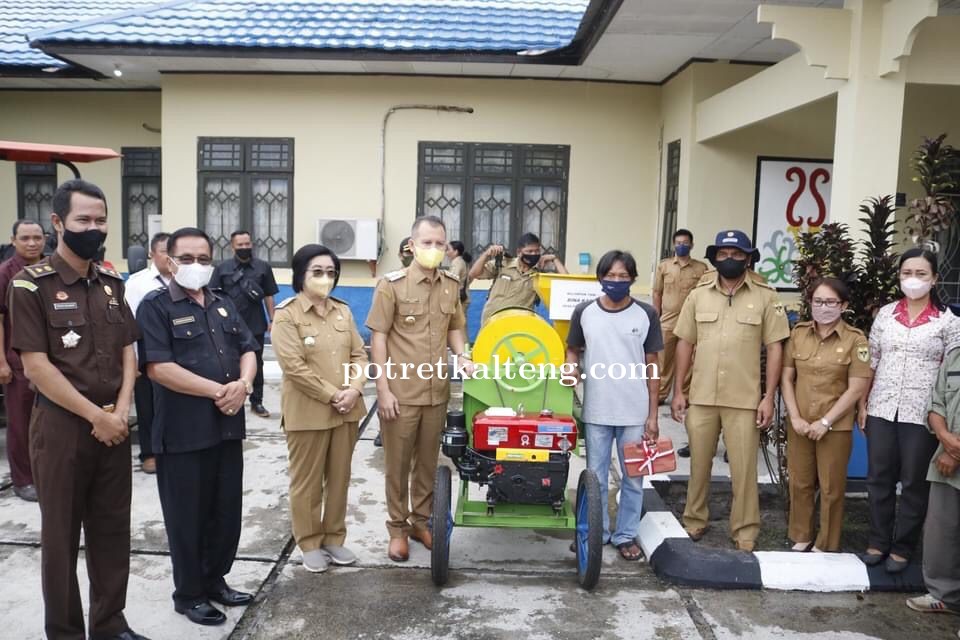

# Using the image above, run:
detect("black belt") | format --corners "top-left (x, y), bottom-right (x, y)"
top-left (37, 394), bottom-right (115, 413)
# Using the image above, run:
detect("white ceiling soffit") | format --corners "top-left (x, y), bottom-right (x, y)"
top-left (8, 0), bottom-right (960, 89)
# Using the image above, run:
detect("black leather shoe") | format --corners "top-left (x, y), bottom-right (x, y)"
top-left (860, 550), bottom-right (886, 566)
top-left (677, 444), bottom-right (690, 458)
top-left (251, 403), bottom-right (271, 418)
top-left (885, 556), bottom-right (909, 573)
top-left (374, 432), bottom-right (383, 447)
top-left (208, 584), bottom-right (254, 607)
top-left (175, 601), bottom-right (227, 626)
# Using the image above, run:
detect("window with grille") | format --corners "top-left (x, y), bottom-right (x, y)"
top-left (17, 163), bottom-right (57, 234)
top-left (660, 140), bottom-right (681, 259)
top-left (122, 147), bottom-right (161, 257)
top-left (417, 142), bottom-right (569, 259)
top-left (197, 138), bottom-right (293, 266)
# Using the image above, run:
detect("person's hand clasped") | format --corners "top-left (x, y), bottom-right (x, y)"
top-left (215, 380), bottom-right (247, 416)
top-left (332, 388), bottom-right (361, 414)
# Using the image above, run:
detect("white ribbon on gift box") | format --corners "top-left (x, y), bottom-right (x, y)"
top-left (623, 441), bottom-right (676, 476)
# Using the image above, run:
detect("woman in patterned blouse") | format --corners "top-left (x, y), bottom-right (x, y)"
top-left (861, 248), bottom-right (960, 573)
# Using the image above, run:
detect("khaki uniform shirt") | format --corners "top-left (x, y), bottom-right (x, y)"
top-left (8, 253), bottom-right (139, 407)
top-left (477, 257), bottom-right (540, 325)
top-left (273, 294), bottom-right (368, 431)
top-left (366, 261), bottom-right (465, 406)
top-left (928, 346), bottom-right (960, 490)
top-left (783, 320), bottom-right (872, 431)
top-left (653, 257), bottom-right (708, 328)
top-left (449, 255), bottom-right (470, 305)
top-left (673, 272), bottom-right (791, 410)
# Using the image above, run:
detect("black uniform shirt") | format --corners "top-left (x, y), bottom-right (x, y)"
top-left (137, 280), bottom-right (258, 454)
top-left (210, 256), bottom-right (279, 336)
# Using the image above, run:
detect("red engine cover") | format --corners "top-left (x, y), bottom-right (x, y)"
top-left (472, 413), bottom-right (577, 453)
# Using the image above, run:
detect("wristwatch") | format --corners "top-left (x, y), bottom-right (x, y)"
top-left (242, 380), bottom-right (254, 396)
top-left (820, 418), bottom-right (832, 431)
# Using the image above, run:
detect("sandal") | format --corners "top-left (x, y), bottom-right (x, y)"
top-left (616, 541), bottom-right (643, 561)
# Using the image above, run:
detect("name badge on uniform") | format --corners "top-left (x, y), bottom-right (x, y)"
top-left (500, 275), bottom-right (512, 281)
top-left (108, 298), bottom-right (120, 307)
top-left (172, 316), bottom-right (196, 326)
top-left (62, 330), bottom-right (81, 349)
top-left (218, 307), bottom-right (228, 318)
top-left (53, 302), bottom-right (79, 311)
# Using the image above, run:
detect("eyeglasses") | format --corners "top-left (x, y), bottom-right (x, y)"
top-left (811, 298), bottom-right (841, 308)
top-left (309, 269), bottom-right (337, 278)
top-left (171, 255), bottom-right (213, 266)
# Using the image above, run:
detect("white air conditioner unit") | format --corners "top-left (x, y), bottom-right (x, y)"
top-left (315, 218), bottom-right (380, 260)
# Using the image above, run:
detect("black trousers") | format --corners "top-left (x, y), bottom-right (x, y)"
top-left (30, 402), bottom-right (131, 640)
top-left (251, 333), bottom-right (265, 405)
top-left (866, 414), bottom-right (939, 558)
top-left (133, 375), bottom-right (155, 461)
top-left (156, 440), bottom-right (243, 607)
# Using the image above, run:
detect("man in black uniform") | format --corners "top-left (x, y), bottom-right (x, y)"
top-left (137, 227), bottom-right (258, 626)
top-left (210, 230), bottom-right (278, 418)
top-left (9, 179), bottom-right (148, 640)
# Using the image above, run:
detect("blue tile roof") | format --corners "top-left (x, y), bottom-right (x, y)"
top-left (1, 1), bottom-right (159, 67)
top-left (23, 0), bottom-right (589, 61)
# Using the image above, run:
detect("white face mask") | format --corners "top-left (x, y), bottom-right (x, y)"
top-left (174, 263), bottom-right (214, 291)
top-left (901, 276), bottom-right (933, 300)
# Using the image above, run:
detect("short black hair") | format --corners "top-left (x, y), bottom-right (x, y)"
top-left (596, 250), bottom-right (638, 280)
top-left (230, 230), bottom-right (252, 241)
top-left (411, 216), bottom-right (445, 237)
top-left (52, 179), bottom-right (108, 221)
top-left (809, 277), bottom-right (850, 303)
top-left (674, 228), bottom-right (693, 243)
top-left (291, 244), bottom-right (341, 293)
top-left (150, 232), bottom-right (171, 253)
top-left (12, 219), bottom-right (44, 237)
top-left (398, 236), bottom-right (413, 256)
top-left (167, 227), bottom-right (214, 256)
top-left (518, 233), bottom-right (540, 249)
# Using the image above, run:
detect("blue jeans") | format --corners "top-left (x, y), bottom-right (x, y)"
top-left (585, 423), bottom-right (645, 546)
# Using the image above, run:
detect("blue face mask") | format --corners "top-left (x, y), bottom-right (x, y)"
top-left (601, 280), bottom-right (632, 302)
top-left (675, 244), bottom-right (691, 257)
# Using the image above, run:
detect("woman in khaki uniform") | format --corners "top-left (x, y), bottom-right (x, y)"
top-left (446, 241), bottom-right (472, 316)
top-left (273, 244), bottom-right (368, 573)
top-left (781, 278), bottom-right (872, 552)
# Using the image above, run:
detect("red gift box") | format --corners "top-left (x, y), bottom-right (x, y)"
top-left (622, 438), bottom-right (677, 477)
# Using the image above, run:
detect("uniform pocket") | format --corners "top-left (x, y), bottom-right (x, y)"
top-left (172, 322), bottom-right (208, 365)
top-left (49, 312), bottom-right (87, 329)
top-left (736, 312), bottom-right (761, 342)
top-left (695, 311), bottom-right (719, 340)
top-left (396, 301), bottom-right (426, 331)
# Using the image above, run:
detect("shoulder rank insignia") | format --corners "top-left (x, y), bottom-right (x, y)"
top-left (275, 297), bottom-right (296, 310)
top-left (96, 264), bottom-right (122, 279)
top-left (857, 344), bottom-right (869, 362)
top-left (24, 263), bottom-right (56, 278)
top-left (384, 270), bottom-right (406, 282)
top-left (12, 279), bottom-right (38, 292)
top-left (441, 270), bottom-right (460, 283)
top-left (773, 302), bottom-right (785, 316)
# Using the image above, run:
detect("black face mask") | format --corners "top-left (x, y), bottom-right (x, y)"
top-left (236, 247), bottom-right (253, 262)
top-left (61, 227), bottom-right (106, 261)
top-left (715, 257), bottom-right (748, 280)
top-left (520, 253), bottom-right (541, 268)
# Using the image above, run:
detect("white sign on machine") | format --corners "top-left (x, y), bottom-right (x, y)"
top-left (548, 279), bottom-right (603, 321)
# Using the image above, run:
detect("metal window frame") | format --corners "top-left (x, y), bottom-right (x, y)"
top-left (121, 147), bottom-right (162, 258)
top-left (197, 137), bottom-right (294, 266)
top-left (16, 162), bottom-right (57, 229)
top-left (659, 140), bottom-right (681, 259)
top-left (417, 141), bottom-right (570, 260)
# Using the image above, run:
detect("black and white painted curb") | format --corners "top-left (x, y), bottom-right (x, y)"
top-left (636, 487), bottom-right (925, 592)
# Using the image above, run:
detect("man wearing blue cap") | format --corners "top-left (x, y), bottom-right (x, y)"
top-left (670, 230), bottom-right (790, 551)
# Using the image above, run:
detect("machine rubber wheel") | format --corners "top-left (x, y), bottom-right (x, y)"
top-left (431, 465), bottom-right (453, 586)
top-left (574, 469), bottom-right (603, 591)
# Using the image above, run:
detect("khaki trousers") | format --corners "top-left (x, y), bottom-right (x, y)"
top-left (683, 405), bottom-right (760, 543)
top-left (286, 422), bottom-right (358, 551)
top-left (787, 426), bottom-right (852, 551)
top-left (657, 325), bottom-right (691, 402)
top-left (381, 403), bottom-right (446, 538)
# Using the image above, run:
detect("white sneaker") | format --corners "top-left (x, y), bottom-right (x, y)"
top-left (322, 545), bottom-right (357, 566)
top-left (302, 549), bottom-right (329, 573)
top-left (906, 593), bottom-right (956, 614)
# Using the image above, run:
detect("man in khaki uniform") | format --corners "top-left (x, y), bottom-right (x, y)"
top-left (671, 230), bottom-right (790, 551)
top-left (652, 228), bottom-right (708, 404)
top-left (469, 232), bottom-right (568, 326)
top-left (366, 216), bottom-right (472, 562)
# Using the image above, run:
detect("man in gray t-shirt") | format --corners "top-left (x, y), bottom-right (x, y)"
top-left (565, 250), bottom-right (663, 561)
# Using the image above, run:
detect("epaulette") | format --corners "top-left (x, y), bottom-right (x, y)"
top-left (441, 270), bottom-right (460, 283)
top-left (141, 286), bottom-right (170, 303)
top-left (24, 263), bottom-right (56, 278)
top-left (384, 270), bottom-right (406, 282)
top-left (793, 320), bottom-right (813, 328)
top-left (329, 295), bottom-right (348, 306)
top-left (275, 297), bottom-right (296, 310)
top-left (96, 263), bottom-right (122, 279)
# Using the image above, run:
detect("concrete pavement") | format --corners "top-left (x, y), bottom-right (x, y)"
top-left (1, 381), bottom-right (958, 639)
